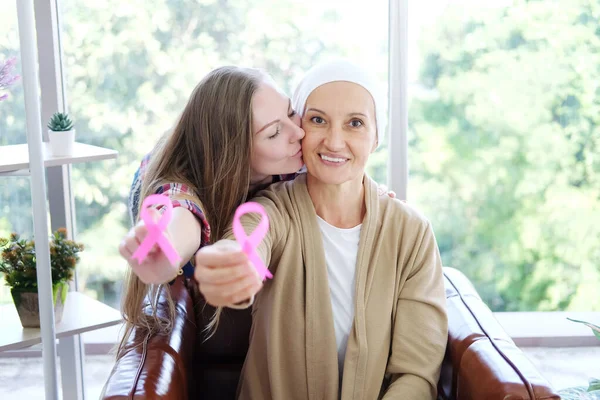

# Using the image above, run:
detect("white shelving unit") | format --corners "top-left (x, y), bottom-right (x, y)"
top-left (5, 1), bottom-right (120, 399)
top-left (0, 142), bottom-right (119, 400)
top-left (0, 292), bottom-right (122, 400)
top-left (0, 142), bottom-right (118, 175)
top-left (0, 292), bottom-right (122, 352)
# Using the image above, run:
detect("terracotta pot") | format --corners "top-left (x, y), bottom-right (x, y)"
top-left (10, 281), bottom-right (69, 328)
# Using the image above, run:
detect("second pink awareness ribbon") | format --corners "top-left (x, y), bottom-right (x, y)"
top-left (232, 202), bottom-right (273, 281)
top-left (132, 194), bottom-right (182, 266)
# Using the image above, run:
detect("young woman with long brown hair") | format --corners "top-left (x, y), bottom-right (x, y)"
top-left (116, 66), bottom-right (304, 361)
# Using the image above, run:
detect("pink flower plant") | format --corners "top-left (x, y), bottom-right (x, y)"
top-left (0, 56), bottom-right (20, 102)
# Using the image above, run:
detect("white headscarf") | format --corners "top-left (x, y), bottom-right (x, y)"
top-left (292, 59), bottom-right (385, 147)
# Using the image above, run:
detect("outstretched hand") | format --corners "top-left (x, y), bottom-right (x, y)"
top-left (194, 239), bottom-right (263, 307)
top-left (119, 208), bottom-right (180, 284)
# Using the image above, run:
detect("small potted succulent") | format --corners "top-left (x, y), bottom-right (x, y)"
top-left (47, 112), bottom-right (76, 157)
top-left (0, 228), bottom-right (84, 328)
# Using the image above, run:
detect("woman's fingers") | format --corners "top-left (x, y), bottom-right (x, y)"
top-left (134, 222), bottom-right (148, 243)
top-left (376, 184), bottom-right (397, 198)
top-left (219, 272), bottom-right (262, 300)
top-left (211, 238), bottom-right (242, 252)
top-left (194, 240), bottom-right (264, 307)
top-left (200, 274), bottom-right (262, 306)
top-left (123, 234), bottom-right (139, 257)
top-left (195, 261), bottom-right (253, 284)
top-left (377, 184), bottom-right (388, 196)
top-left (228, 280), bottom-right (262, 305)
top-left (119, 239), bottom-right (132, 259)
top-left (195, 245), bottom-right (248, 269)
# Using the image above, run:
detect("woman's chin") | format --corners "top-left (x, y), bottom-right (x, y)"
top-left (285, 159), bottom-right (305, 174)
top-left (307, 171), bottom-right (343, 185)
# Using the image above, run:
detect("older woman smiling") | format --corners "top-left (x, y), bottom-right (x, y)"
top-left (195, 60), bottom-right (448, 400)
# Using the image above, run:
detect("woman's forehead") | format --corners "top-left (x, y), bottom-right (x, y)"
top-left (305, 81), bottom-right (375, 116)
top-left (252, 82), bottom-right (289, 130)
top-left (253, 81), bottom-right (287, 107)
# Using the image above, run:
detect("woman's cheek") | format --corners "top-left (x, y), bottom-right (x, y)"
top-left (262, 139), bottom-right (287, 163)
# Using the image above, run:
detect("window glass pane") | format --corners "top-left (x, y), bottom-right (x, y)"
top-left (408, 0), bottom-right (600, 311)
top-left (0, 1), bottom-right (25, 146)
top-left (60, 0), bottom-right (388, 308)
top-left (0, 0), bottom-right (29, 305)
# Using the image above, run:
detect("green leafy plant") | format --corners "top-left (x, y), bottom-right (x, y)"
top-left (567, 318), bottom-right (600, 392)
top-left (47, 112), bottom-right (74, 131)
top-left (0, 228), bottom-right (84, 290)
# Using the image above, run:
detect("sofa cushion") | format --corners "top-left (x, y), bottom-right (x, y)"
top-left (439, 267), bottom-right (560, 400)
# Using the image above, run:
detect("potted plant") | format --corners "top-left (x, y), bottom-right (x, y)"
top-left (556, 318), bottom-right (600, 399)
top-left (0, 228), bottom-right (84, 328)
top-left (47, 112), bottom-right (76, 157)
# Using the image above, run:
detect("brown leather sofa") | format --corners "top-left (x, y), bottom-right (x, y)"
top-left (101, 267), bottom-right (561, 400)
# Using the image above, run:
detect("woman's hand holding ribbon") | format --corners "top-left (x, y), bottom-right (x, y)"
top-left (119, 195), bottom-right (182, 284)
top-left (194, 240), bottom-right (263, 307)
top-left (195, 201), bottom-right (271, 308)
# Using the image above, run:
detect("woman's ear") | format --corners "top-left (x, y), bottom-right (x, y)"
top-left (371, 133), bottom-right (378, 153)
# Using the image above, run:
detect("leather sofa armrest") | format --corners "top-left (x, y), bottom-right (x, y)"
top-left (439, 267), bottom-right (560, 400)
top-left (101, 277), bottom-right (197, 400)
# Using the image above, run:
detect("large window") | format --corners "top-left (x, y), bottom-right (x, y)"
top-left (408, 0), bottom-right (600, 311)
top-left (6, 0), bottom-right (596, 314)
top-left (0, 0), bottom-right (29, 305)
top-left (59, 0), bottom-right (389, 307)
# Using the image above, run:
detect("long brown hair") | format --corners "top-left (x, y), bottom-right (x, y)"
top-left (117, 66), bottom-right (265, 356)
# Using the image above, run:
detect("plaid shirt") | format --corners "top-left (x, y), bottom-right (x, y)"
top-left (128, 152), bottom-right (296, 251)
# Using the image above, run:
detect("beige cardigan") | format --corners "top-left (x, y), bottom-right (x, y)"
top-left (225, 174), bottom-right (448, 400)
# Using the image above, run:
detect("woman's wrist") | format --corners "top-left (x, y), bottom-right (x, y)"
top-left (168, 207), bottom-right (202, 261)
top-left (165, 264), bottom-right (184, 284)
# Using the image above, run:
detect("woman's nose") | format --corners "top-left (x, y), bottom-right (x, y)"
top-left (324, 127), bottom-right (345, 151)
top-left (290, 122), bottom-right (305, 142)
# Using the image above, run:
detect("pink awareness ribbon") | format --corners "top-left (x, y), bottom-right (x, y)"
top-left (232, 202), bottom-right (273, 281)
top-left (132, 194), bottom-right (182, 266)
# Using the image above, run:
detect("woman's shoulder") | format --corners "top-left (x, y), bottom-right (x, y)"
top-left (377, 192), bottom-right (432, 233)
top-left (258, 173), bottom-right (306, 197)
top-left (250, 175), bottom-right (309, 225)
top-left (364, 174), bottom-right (428, 225)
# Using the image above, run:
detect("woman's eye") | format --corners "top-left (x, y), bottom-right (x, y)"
top-left (311, 116), bottom-right (325, 124)
top-left (268, 126), bottom-right (281, 139)
top-left (350, 119), bottom-right (363, 128)
top-left (288, 109), bottom-right (297, 118)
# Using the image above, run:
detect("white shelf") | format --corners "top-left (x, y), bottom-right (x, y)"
top-left (0, 142), bottom-right (118, 174)
top-left (494, 311), bottom-right (600, 347)
top-left (0, 292), bottom-right (122, 352)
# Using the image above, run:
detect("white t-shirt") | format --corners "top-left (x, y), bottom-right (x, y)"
top-left (316, 216), bottom-right (361, 381)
